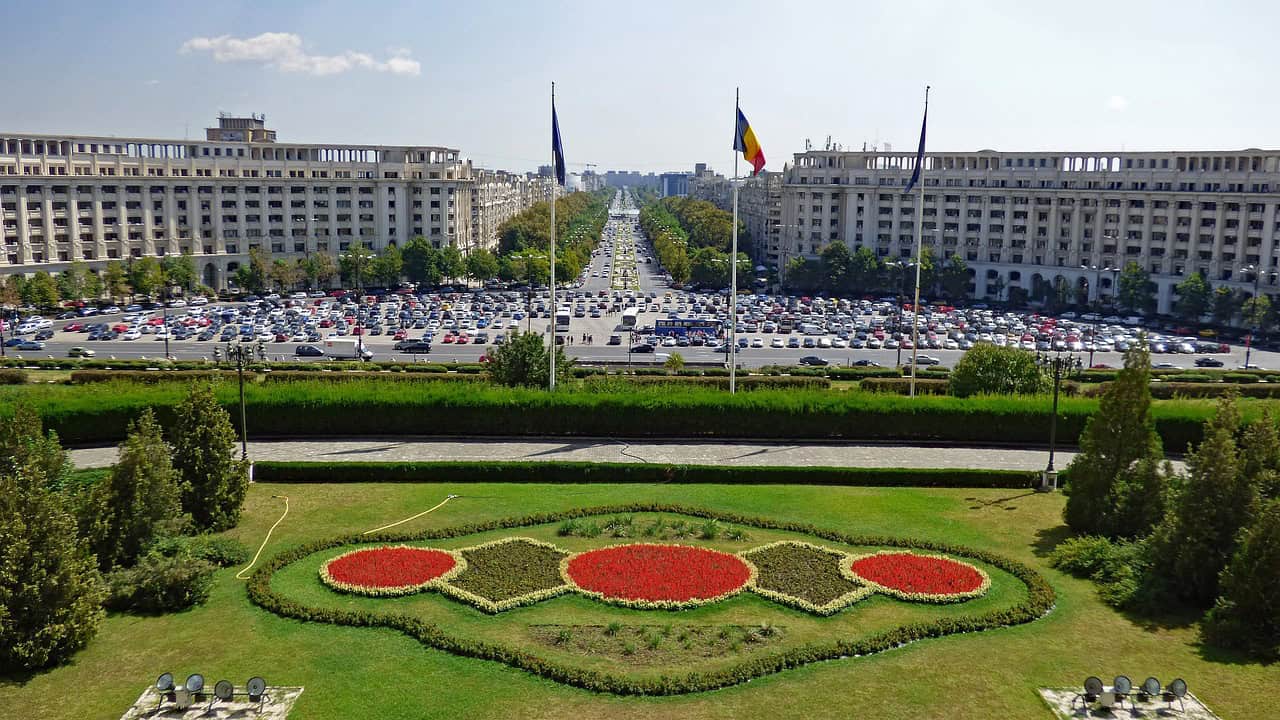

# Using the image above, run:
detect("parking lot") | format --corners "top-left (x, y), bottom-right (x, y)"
top-left (4, 188), bottom-right (1278, 372)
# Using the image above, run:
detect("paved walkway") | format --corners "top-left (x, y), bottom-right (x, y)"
top-left (70, 437), bottom-right (1083, 471)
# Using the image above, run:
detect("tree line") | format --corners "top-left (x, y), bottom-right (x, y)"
top-left (637, 196), bottom-right (751, 289)
top-left (494, 190), bottom-right (609, 286)
top-left (783, 243), bottom-right (972, 301)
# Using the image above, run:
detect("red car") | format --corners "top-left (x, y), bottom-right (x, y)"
top-left (393, 330), bottom-right (408, 340)
top-left (442, 334), bottom-right (456, 344)
top-left (64, 322), bottom-right (85, 332)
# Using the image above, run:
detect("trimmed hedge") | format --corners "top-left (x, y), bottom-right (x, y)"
top-left (252, 461), bottom-right (1038, 488)
top-left (246, 504), bottom-right (1055, 695)
top-left (581, 375), bottom-right (831, 391)
top-left (2, 379), bottom-right (1218, 451)
top-left (0, 368), bottom-right (28, 385)
top-left (860, 378), bottom-right (950, 395)
top-left (70, 369), bottom-right (248, 384)
top-left (1147, 382), bottom-right (1280, 399)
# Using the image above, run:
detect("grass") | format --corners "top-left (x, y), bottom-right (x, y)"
top-left (0, 480), bottom-right (1273, 720)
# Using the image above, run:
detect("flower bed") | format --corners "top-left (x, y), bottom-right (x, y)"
top-left (439, 537), bottom-right (570, 613)
top-left (561, 543), bottom-right (756, 609)
top-left (844, 551), bottom-right (990, 602)
top-left (742, 541), bottom-right (873, 615)
top-left (320, 545), bottom-right (464, 597)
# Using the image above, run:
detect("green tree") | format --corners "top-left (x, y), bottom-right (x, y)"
top-left (0, 464), bottom-right (106, 671)
top-left (22, 271), bottom-right (59, 308)
top-left (484, 329), bottom-right (572, 388)
top-left (1212, 285), bottom-right (1241, 325)
top-left (939, 254), bottom-right (970, 301)
top-left (368, 245), bottom-right (403, 287)
top-left (1063, 341), bottom-right (1168, 538)
top-left (989, 274), bottom-right (1007, 302)
top-left (1117, 261), bottom-right (1153, 314)
top-left (664, 351), bottom-right (685, 374)
top-left (849, 246), bottom-right (882, 294)
top-left (819, 243), bottom-right (852, 294)
top-left (948, 344), bottom-right (1044, 397)
top-left (161, 253), bottom-right (197, 292)
top-left (102, 261), bottom-right (130, 303)
top-left (82, 270), bottom-right (103, 301)
top-left (1162, 396), bottom-right (1262, 606)
top-left (85, 410), bottom-right (184, 571)
top-left (401, 236), bottom-right (441, 287)
top-left (465, 248), bottom-right (500, 283)
top-left (1240, 411), bottom-right (1280, 502)
top-left (56, 261), bottom-right (90, 301)
top-left (127, 257), bottom-right (164, 299)
top-left (1241, 293), bottom-right (1271, 332)
top-left (298, 253), bottom-right (337, 289)
top-left (438, 244), bottom-right (464, 283)
top-left (1202, 499), bottom-right (1280, 660)
top-left (268, 258), bottom-right (300, 291)
top-left (1174, 272), bottom-right (1211, 322)
top-left (0, 274), bottom-right (23, 306)
top-left (338, 242), bottom-right (375, 290)
top-left (170, 383), bottom-right (249, 532)
top-left (784, 256), bottom-right (822, 292)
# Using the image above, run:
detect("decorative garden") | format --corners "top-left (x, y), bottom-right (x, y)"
top-left (254, 505), bottom-right (1047, 695)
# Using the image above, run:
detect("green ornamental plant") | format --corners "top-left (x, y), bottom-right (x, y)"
top-left (170, 382), bottom-right (249, 531)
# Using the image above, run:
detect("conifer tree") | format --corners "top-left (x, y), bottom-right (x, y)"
top-left (1202, 499), bottom-right (1280, 660)
top-left (171, 382), bottom-right (249, 531)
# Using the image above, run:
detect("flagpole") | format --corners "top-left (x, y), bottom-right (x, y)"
top-left (730, 87), bottom-right (739, 394)
top-left (549, 81), bottom-right (557, 391)
top-left (909, 85), bottom-right (930, 398)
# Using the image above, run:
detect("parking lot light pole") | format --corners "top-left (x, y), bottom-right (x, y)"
top-left (1243, 264), bottom-right (1276, 370)
top-left (225, 339), bottom-right (252, 460)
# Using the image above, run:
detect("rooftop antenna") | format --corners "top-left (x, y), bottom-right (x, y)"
top-left (804, 137), bottom-right (812, 151)
top-left (825, 135), bottom-right (832, 151)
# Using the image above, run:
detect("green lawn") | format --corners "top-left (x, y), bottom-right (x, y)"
top-left (1, 481), bottom-right (1271, 720)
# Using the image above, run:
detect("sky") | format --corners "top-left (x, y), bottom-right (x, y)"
top-left (2, 0), bottom-right (1276, 175)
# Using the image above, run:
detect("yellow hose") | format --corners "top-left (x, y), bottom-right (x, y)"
top-left (363, 494), bottom-right (458, 535)
top-left (235, 495), bottom-right (289, 580)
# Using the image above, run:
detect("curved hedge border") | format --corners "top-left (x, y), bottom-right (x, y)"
top-left (247, 503), bottom-right (1055, 695)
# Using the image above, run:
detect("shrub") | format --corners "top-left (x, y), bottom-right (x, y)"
top-left (1165, 373), bottom-right (1213, 383)
top-left (104, 552), bottom-right (216, 613)
top-left (1222, 373), bottom-right (1261, 384)
top-left (1049, 535), bottom-right (1146, 607)
top-left (149, 535), bottom-right (250, 568)
top-left (949, 344), bottom-right (1045, 397)
top-left (826, 367), bottom-right (899, 380)
top-left (484, 330), bottom-right (571, 387)
top-left (664, 352), bottom-right (685, 373)
top-left (0, 368), bottom-right (27, 385)
top-left (582, 375), bottom-right (829, 391)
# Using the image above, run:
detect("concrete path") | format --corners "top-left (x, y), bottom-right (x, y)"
top-left (69, 437), bottom-right (1082, 471)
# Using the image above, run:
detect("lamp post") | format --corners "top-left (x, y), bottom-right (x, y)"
top-left (224, 338), bottom-right (253, 461)
top-left (1243, 264), bottom-right (1277, 370)
top-left (887, 260), bottom-right (915, 369)
top-left (1080, 263), bottom-right (1115, 368)
top-left (1036, 351), bottom-right (1082, 490)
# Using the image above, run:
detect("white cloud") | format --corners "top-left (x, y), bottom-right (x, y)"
top-left (1106, 95), bottom-right (1128, 111)
top-left (180, 32), bottom-right (420, 77)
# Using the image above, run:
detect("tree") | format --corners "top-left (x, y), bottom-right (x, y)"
top-left (85, 410), bottom-right (184, 571)
top-left (1063, 341), bottom-right (1168, 539)
top-left (484, 329), bottom-right (572, 388)
top-left (465, 248), bottom-right (500, 283)
top-left (1150, 395), bottom-right (1260, 607)
top-left (1201, 499), bottom-right (1280, 660)
top-left (268, 258), bottom-right (300, 291)
top-left (784, 256), bottom-right (822, 292)
top-left (989, 274), bottom-right (1007, 303)
top-left (299, 253), bottom-right (337, 289)
top-left (402, 236), bottom-right (441, 287)
top-left (438, 244), bottom-right (464, 283)
top-left (82, 270), bottom-right (103, 301)
top-left (22, 271), bottom-right (59, 308)
top-left (1212, 285), bottom-right (1241, 325)
top-left (1117, 261), bottom-right (1153, 314)
top-left (161, 253), bottom-right (197, 292)
top-left (127, 257), bottom-right (164, 299)
top-left (368, 245), bottom-right (403, 287)
top-left (1241, 294), bottom-right (1271, 332)
top-left (948, 344), bottom-right (1045, 397)
top-left (56, 261), bottom-right (90, 301)
top-left (1173, 272), bottom-right (1210, 322)
top-left (849, 246), bottom-right (882, 295)
top-left (664, 352), bottom-right (685, 374)
top-left (1240, 411), bottom-right (1280, 502)
top-left (0, 274), bottom-right (23, 306)
top-left (819, 243), bottom-right (852, 294)
top-left (939, 254), bottom-right (970, 301)
top-left (102, 261), bottom-right (130, 303)
top-left (170, 383), bottom-right (249, 532)
top-left (0, 402), bottom-right (69, 488)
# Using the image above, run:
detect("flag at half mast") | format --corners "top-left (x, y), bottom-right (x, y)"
top-left (552, 95), bottom-right (566, 187)
top-left (733, 106), bottom-right (766, 176)
top-left (904, 87), bottom-right (930, 195)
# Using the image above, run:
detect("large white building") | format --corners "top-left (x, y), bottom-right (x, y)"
top-left (0, 116), bottom-right (548, 289)
top-left (781, 149), bottom-right (1280, 313)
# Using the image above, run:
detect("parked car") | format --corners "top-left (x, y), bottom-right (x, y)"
top-left (396, 341), bottom-right (433, 353)
top-left (911, 355), bottom-right (942, 366)
top-left (798, 355), bottom-right (829, 366)
top-left (1195, 357), bottom-right (1225, 368)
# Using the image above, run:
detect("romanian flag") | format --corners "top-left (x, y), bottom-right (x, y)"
top-left (733, 106), bottom-right (766, 176)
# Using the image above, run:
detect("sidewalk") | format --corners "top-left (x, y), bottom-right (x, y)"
top-left (69, 438), bottom-right (1082, 471)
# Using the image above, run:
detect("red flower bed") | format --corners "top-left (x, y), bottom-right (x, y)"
top-left (846, 552), bottom-right (986, 599)
top-left (322, 546), bottom-right (459, 596)
top-left (563, 544), bottom-right (754, 608)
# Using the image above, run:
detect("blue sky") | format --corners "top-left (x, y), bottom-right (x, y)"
top-left (2, 0), bottom-right (1275, 175)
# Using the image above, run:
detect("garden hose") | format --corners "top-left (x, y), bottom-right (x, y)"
top-left (235, 495), bottom-right (290, 580)
top-left (363, 494), bottom-right (459, 535)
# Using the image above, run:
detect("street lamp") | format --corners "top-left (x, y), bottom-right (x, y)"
top-left (1035, 351), bottom-right (1082, 490)
top-left (886, 260), bottom-right (916, 369)
top-left (1242, 264), bottom-right (1277, 370)
top-left (224, 338), bottom-right (254, 461)
top-left (1080, 263), bottom-right (1116, 369)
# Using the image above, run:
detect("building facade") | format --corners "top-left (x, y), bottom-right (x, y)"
top-left (689, 170), bottom-right (782, 266)
top-left (0, 116), bottom-right (541, 289)
top-left (781, 149), bottom-right (1280, 313)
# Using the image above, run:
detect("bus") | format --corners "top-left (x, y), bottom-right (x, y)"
top-left (620, 306), bottom-right (640, 330)
top-left (554, 309), bottom-right (572, 332)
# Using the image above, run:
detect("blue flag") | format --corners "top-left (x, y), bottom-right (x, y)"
top-left (552, 99), bottom-right (566, 187)
top-left (904, 90), bottom-right (929, 195)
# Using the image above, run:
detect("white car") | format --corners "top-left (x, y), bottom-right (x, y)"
top-left (770, 337), bottom-right (784, 348)
top-left (121, 329), bottom-right (142, 341)
top-left (750, 337), bottom-right (764, 348)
